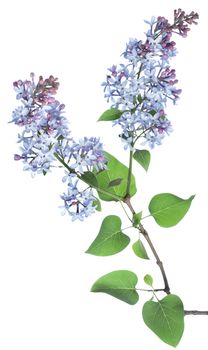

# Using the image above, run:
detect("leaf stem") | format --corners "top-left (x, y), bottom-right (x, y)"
top-left (137, 288), bottom-right (165, 292)
top-left (122, 225), bottom-right (134, 232)
top-left (119, 201), bottom-right (133, 222)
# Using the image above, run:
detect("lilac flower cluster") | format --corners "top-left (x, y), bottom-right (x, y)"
top-left (12, 73), bottom-right (69, 174)
top-left (59, 137), bottom-right (107, 174)
top-left (102, 9), bottom-right (198, 149)
top-left (60, 174), bottom-right (96, 221)
top-left (58, 136), bottom-right (107, 221)
top-left (11, 74), bottom-right (107, 220)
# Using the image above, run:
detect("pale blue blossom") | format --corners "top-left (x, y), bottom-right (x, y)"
top-left (102, 12), bottom-right (197, 148)
top-left (60, 175), bottom-right (96, 221)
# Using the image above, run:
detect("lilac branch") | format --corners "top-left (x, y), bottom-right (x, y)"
top-left (123, 196), bottom-right (170, 294)
top-left (123, 197), bottom-right (208, 315)
top-left (184, 310), bottom-right (208, 316)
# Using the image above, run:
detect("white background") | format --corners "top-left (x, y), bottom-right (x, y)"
top-left (0, 0), bottom-right (207, 349)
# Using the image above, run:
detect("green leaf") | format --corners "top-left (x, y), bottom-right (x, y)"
top-left (149, 193), bottom-right (195, 228)
top-left (57, 135), bottom-right (64, 141)
top-left (98, 108), bottom-right (122, 122)
top-left (133, 149), bottom-right (151, 171)
top-left (132, 240), bottom-right (149, 259)
top-left (142, 294), bottom-right (184, 347)
top-left (80, 171), bottom-right (98, 188)
top-left (144, 274), bottom-right (153, 287)
top-left (149, 109), bottom-right (157, 116)
top-left (108, 178), bottom-right (123, 188)
top-left (133, 211), bottom-right (142, 227)
top-left (96, 152), bottom-right (137, 201)
top-left (86, 215), bottom-right (130, 256)
top-left (91, 270), bottom-right (139, 305)
top-left (93, 197), bottom-right (102, 211)
top-left (138, 94), bottom-right (143, 104)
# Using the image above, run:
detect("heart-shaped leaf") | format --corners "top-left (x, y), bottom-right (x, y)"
top-left (96, 152), bottom-right (137, 201)
top-left (80, 171), bottom-right (98, 188)
top-left (142, 294), bottom-right (184, 347)
top-left (144, 274), bottom-right (153, 287)
top-left (132, 239), bottom-right (149, 259)
top-left (149, 193), bottom-right (195, 227)
top-left (133, 149), bottom-right (151, 171)
top-left (98, 108), bottom-right (122, 121)
top-left (91, 270), bottom-right (139, 305)
top-left (86, 215), bottom-right (130, 256)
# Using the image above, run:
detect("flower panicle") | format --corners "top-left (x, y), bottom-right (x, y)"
top-left (102, 9), bottom-right (198, 149)
top-left (11, 73), bottom-right (70, 175)
top-left (11, 74), bottom-right (107, 221)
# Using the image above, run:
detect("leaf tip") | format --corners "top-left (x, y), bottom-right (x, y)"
top-left (90, 285), bottom-right (95, 292)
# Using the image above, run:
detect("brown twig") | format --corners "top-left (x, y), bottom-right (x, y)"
top-left (139, 223), bottom-right (170, 294)
top-left (184, 310), bottom-right (208, 316)
top-left (123, 196), bottom-right (170, 294)
top-left (123, 196), bottom-right (208, 315)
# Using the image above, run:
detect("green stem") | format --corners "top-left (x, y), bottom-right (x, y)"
top-left (54, 152), bottom-right (73, 173)
top-left (141, 213), bottom-right (152, 220)
top-left (122, 225), bottom-right (134, 232)
top-left (137, 288), bottom-right (165, 292)
top-left (133, 126), bottom-right (152, 147)
top-left (137, 63), bottom-right (143, 79)
top-left (119, 201), bottom-right (133, 222)
top-left (125, 149), bottom-right (134, 197)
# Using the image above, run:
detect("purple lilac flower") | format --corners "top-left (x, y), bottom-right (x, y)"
top-left (102, 9), bottom-right (198, 149)
top-left (12, 74), bottom-right (107, 220)
top-left (58, 136), bottom-right (107, 220)
top-left (60, 174), bottom-right (96, 221)
top-left (56, 136), bottom-right (107, 174)
top-left (11, 73), bottom-right (70, 174)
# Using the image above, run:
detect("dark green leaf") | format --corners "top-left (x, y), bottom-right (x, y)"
top-left (133, 149), bottom-right (151, 171)
top-left (80, 171), bottom-right (98, 188)
top-left (138, 94), bottom-right (143, 104)
top-left (86, 215), bottom-right (130, 256)
top-left (133, 211), bottom-right (142, 227)
top-left (144, 274), bottom-right (153, 287)
top-left (96, 152), bottom-right (137, 201)
top-left (98, 108), bottom-right (122, 122)
top-left (149, 193), bottom-right (195, 227)
top-left (108, 178), bottom-right (123, 188)
top-left (91, 270), bottom-right (139, 305)
top-left (57, 135), bottom-right (64, 141)
top-left (142, 294), bottom-right (184, 347)
top-left (93, 197), bottom-right (102, 211)
top-left (149, 110), bottom-right (157, 116)
top-left (132, 240), bottom-right (149, 259)
top-left (133, 96), bottom-right (137, 105)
